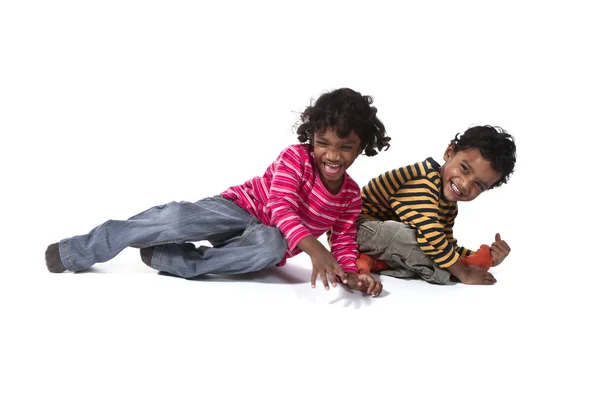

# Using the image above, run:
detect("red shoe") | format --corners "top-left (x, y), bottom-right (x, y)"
top-left (356, 253), bottom-right (390, 274)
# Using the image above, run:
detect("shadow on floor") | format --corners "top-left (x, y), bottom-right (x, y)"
top-left (158, 264), bottom-right (309, 285)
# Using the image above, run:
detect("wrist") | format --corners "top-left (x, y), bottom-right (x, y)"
top-left (298, 236), bottom-right (327, 259)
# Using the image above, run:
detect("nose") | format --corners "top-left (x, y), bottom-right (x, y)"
top-left (462, 177), bottom-right (476, 192)
top-left (327, 149), bottom-right (341, 161)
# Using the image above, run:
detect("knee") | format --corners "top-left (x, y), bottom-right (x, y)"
top-left (382, 220), bottom-right (407, 232)
top-left (382, 221), bottom-right (416, 242)
top-left (361, 220), bottom-right (414, 255)
top-left (356, 221), bottom-right (379, 246)
top-left (151, 201), bottom-right (191, 226)
top-left (253, 227), bottom-right (288, 265)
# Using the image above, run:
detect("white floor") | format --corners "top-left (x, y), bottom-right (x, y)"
top-left (2, 239), bottom-right (597, 399)
top-left (2, 1), bottom-right (599, 399)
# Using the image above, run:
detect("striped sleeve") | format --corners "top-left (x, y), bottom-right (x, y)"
top-left (388, 163), bottom-right (460, 268)
top-left (329, 193), bottom-right (361, 273)
top-left (265, 146), bottom-right (312, 251)
top-left (443, 212), bottom-right (473, 257)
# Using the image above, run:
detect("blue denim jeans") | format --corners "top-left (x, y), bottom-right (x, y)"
top-left (58, 196), bottom-right (288, 278)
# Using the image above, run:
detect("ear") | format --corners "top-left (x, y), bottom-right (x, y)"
top-left (443, 145), bottom-right (455, 162)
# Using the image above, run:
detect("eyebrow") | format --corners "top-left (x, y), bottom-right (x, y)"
top-left (315, 135), bottom-right (359, 145)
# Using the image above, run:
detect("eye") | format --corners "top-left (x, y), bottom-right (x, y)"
top-left (342, 145), bottom-right (354, 151)
top-left (476, 182), bottom-right (485, 191)
top-left (461, 164), bottom-right (468, 173)
top-left (316, 141), bottom-right (328, 147)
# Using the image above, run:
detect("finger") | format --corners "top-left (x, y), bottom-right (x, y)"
top-left (361, 276), bottom-right (371, 294)
top-left (492, 241), bottom-right (510, 253)
top-left (344, 273), bottom-right (355, 287)
top-left (311, 269), bottom-right (318, 288)
top-left (490, 250), bottom-right (508, 263)
top-left (490, 242), bottom-right (504, 252)
top-left (320, 271), bottom-right (330, 290)
top-left (490, 245), bottom-right (508, 258)
top-left (366, 277), bottom-right (376, 295)
top-left (495, 233), bottom-right (501, 242)
top-left (490, 247), bottom-right (501, 259)
top-left (372, 281), bottom-right (383, 297)
top-left (490, 250), bottom-right (504, 266)
top-left (326, 270), bottom-right (338, 288)
top-left (333, 263), bottom-right (347, 283)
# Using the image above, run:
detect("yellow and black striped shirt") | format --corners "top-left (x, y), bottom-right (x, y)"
top-left (359, 157), bottom-right (473, 268)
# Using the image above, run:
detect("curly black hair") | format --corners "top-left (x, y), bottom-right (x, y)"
top-left (450, 125), bottom-right (517, 189)
top-left (296, 88), bottom-right (390, 156)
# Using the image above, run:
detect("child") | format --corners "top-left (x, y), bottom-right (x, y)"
top-left (355, 125), bottom-right (515, 285)
top-left (45, 88), bottom-right (391, 296)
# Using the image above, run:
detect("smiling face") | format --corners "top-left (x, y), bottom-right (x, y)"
top-left (440, 147), bottom-right (503, 202)
top-left (313, 128), bottom-right (362, 194)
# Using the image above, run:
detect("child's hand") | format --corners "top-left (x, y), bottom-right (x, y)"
top-left (345, 272), bottom-right (383, 296)
top-left (490, 233), bottom-right (511, 267)
top-left (461, 265), bottom-right (497, 285)
top-left (310, 247), bottom-right (347, 290)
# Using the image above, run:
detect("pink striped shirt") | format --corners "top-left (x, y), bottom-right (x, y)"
top-left (221, 144), bottom-right (361, 272)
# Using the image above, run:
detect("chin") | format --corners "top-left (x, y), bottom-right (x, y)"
top-left (443, 189), bottom-right (457, 202)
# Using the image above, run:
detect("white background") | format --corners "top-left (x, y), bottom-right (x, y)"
top-left (1, 1), bottom-right (598, 399)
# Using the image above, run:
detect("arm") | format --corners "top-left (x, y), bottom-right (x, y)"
top-left (328, 195), bottom-right (383, 296)
top-left (389, 187), bottom-right (461, 269)
top-left (390, 190), bottom-right (495, 285)
top-left (265, 147), bottom-right (346, 288)
top-left (296, 235), bottom-right (348, 288)
top-left (328, 194), bottom-right (362, 274)
top-left (265, 147), bottom-right (313, 251)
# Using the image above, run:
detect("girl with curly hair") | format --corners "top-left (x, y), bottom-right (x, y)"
top-left (45, 88), bottom-right (391, 296)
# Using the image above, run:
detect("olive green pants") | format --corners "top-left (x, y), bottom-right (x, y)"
top-left (356, 220), bottom-right (451, 284)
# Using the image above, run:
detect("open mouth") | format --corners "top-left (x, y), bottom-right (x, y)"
top-left (450, 181), bottom-right (463, 197)
top-left (323, 162), bottom-right (342, 176)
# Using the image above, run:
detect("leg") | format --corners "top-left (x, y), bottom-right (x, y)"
top-left (53, 196), bottom-right (254, 272)
top-left (147, 223), bottom-right (288, 278)
top-left (356, 220), bottom-right (451, 284)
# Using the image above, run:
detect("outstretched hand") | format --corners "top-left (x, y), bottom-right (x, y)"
top-left (310, 248), bottom-right (348, 290)
top-left (298, 236), bottom-right (348, 290)
top-left (345, 272), bottom-right (382, 296)
top-left (490, 233), bottom-right (511, 267)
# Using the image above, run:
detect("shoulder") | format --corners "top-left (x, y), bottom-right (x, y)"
top-left (408, 158), bottom-right (440, 186)
top-left (390, 159), bottom-right (438, 183)
top-left (423, 157), bottom-right (442, 175)
top-left (279, 144), bottom-right (312, 160)
top-left (270, 144), bottom-right (314, 180)
top-left (274, 144), bottom-right (312, 169)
